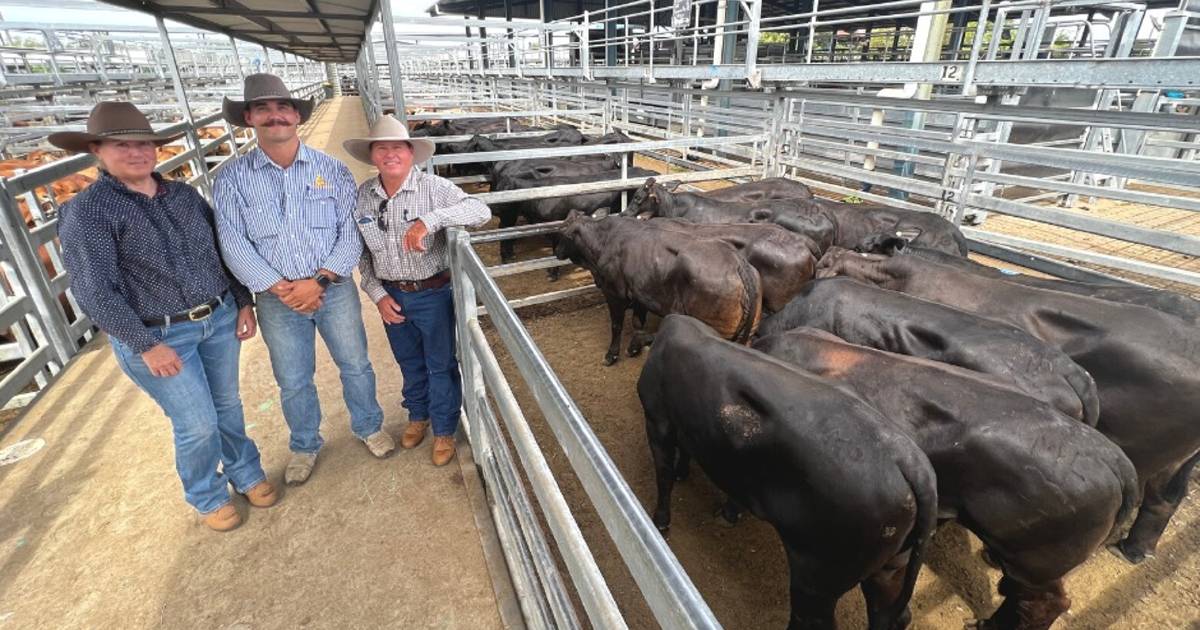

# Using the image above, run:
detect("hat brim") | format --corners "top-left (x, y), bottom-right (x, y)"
top-left (342, 137), bottom-right (436, 167)
top-left (222, 96), bottom-right (315, 128)
top-left (47, 130), bottom-right (186, 154)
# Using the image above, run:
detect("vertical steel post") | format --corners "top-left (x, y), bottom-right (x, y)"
top-left (379, 0), bottom-right (408, 124)
top-left (157, 15), bottom-right (213, 196)
top-left (228, 35), bottom-right (245, 80)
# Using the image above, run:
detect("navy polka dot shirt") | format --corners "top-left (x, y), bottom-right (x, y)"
top-left (59, 171), bottom-right (252, 354)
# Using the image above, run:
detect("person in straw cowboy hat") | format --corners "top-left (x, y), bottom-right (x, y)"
top-left (212, 73), bottom-right (391, 485)
top-left (52, 101), bottom-right (276, 532)
top-left (343, 115), bottom-right (489, 466)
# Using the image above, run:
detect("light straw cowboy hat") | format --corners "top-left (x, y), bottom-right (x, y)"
top-left (47, 101), bottom-right (184, 154)
top-left (342, 115), bottom-right (436, 166)
top-left (222, 73), bottom-right (315, 127)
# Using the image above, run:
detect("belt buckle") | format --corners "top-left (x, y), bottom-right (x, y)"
top-left (187, 303), bottom-right (213, 321)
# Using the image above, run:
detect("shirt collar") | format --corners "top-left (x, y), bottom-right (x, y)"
top-left (371, 169), bottom-right (421, 200)
top-left (99, 169), bottom-right (168, 199)
top-left (252, 143), bottom-right (311, 170)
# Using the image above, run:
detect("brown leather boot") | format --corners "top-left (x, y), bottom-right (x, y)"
top-left (401, 420), bottom-right (430, 449)
top-left (432, 435), bottom-right (456, 467)
top-left (242, 481), bottom-right (278, 508)
top-left (202, 504), bottom-right (241, 532)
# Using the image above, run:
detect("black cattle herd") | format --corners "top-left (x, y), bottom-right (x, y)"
top-left (416, 119), bottom-right (1200, 630)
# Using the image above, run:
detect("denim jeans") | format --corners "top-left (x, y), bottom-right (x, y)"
top-left (110, 295), bottom-right (265, 515)
top-left (255, 279), bottom-right (383, 454)
top-left (381, 283), bottom-right (462, 437)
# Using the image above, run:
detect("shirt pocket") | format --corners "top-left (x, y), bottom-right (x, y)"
top-left (356, 216), bottom-right (388, 255)
top-left (305, 188), bottom-right (338, 229)
top-left (244, 205), bottom-right (281, 240)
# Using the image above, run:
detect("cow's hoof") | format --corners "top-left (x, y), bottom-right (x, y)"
top-left (626, 345), bottom-right (643, 358)
top-left (603, 354), bottom-right (618, 366)
top-left (1108, 542), bottom-right (1152, 565)
top-left (713, 506), bottom-right (740, 528)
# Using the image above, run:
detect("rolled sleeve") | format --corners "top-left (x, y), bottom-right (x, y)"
top-left (213, 171), bottom-right (285, 292)
top-left (421, 176), bottom-right (492, 233)
top-left (320, 162), bottom-right (365, 277)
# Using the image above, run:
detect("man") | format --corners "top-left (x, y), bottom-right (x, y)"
top-left (53, 101), bottom-right (275, 531)
top-left (213, 74), bottom-right (392, 485)
top-left (342, 115), bottom-right (490, 466)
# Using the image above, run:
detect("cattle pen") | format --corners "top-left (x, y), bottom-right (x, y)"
top-left (0, 0), bottom-right (1198, 628)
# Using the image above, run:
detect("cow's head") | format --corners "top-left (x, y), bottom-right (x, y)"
top-left (554, 210), bottom-right (590, 262)
top-left (856, 228), bottom-right (922, 255)
top-left (625, 178), bottom-right (657, 216)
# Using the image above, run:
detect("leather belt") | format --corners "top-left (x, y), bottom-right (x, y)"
top-left (383, 270), bottom-right (451, 293)
top-left (143, 296), bottom-right (222, 327)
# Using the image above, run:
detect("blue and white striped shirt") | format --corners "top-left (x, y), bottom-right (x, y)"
top-left (213, 144), bottom-right (362, 292)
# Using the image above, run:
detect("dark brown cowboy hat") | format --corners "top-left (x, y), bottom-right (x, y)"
top-left (47, 101), bottom-right (184, 154)
top-left (223, 73), bottom-right (315, 128)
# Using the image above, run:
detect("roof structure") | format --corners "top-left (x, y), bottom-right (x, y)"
top-left (97, 0), bottom-right (378, 61)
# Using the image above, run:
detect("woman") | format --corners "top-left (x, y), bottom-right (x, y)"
top-left (342, 115), bottom-right (490, 466)
top-left (51, 101), bottom-right (277, 531)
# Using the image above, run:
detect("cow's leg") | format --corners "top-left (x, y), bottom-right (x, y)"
top-left (498, 208), bottom-right (519, 263)
top-left (604, 296), bottom-right (627, 366)
top-left (1113, 450), bottom-right (1200, 564)
top-left (861, 550), bottom-right (914, 630)
top-left (673, 446), bottom-right (691, 481)
top-left (546, 233), bottom-right (563, 281)
top-left (785, 549), bottom-right (838, 630)
top-left (975, 576), bottom-right (1069, 630)
top-left (627, 303), bottom-right (651, 357)
top-left (644, 414), bottom-right (678, 533)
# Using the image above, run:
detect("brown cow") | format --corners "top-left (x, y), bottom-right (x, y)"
top-left (555, 212), bottom-right (762, 365)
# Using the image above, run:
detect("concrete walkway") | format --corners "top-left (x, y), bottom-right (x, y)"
top-left (0, 97), bottom-right (509, 630)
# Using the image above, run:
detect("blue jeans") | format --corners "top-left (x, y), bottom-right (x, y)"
top-left (110, 296), bottom-right (265, 515)
top-left (382, 283), bottom-right (462, 437)
top-left (255, 279), bottom-right (383, 454)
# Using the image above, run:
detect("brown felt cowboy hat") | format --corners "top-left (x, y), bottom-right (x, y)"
top-left (47, 101), bottom-right (184, 154)
top-left (342, 114), bottom-right (436, 166)
top-left (222, 73), bottom-right (314, 127)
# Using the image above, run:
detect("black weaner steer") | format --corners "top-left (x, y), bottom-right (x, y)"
top-left (646, 218), bottom-right (818, 312)
top-left (758, 277), bottom-right (1100, 425)
top-left (628, 178), bottom-right (968, 257)
top-left (754, 328), bottom-right (1138, 630)
top-left (860, 236), bottom-right (1200, 325)
top-left (648, 177), bottom-right (814, 203)
top-left (639, 315), bottom-right (937, 630)
top-left (817, 248), bottom-right (1200, 564)
top-left (555, 214), bottom-right (762, 365)
top-left (490, 167), bottom-right (657, 271)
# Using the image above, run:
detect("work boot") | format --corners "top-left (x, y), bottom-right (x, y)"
top-left (401, 420), bottom-right (430, 449)
top-left (363, 431), bottom-right (396, 458)
top-left (285, 452), bottom-right (318, 486)
top-left (242, 481), bottom-right (278, 508)
top-left (203, 504), bottom-right (241, 532)
top-left (432, 435), bottom-right (456, 467)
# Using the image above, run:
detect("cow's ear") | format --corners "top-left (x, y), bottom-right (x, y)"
top-left (593, 208), bottom-right (610, 219)
top-left (895, 227), bottom-right (922, 242)
top-left (565, 209), bottom-right (583, 221)
top-left (664, 181), bottom-right (681, 192)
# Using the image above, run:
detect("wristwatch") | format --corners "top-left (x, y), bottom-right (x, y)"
top-left (313, 272), bottom-right (334, 289)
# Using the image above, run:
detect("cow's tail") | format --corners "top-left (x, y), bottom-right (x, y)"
top-left (732, 258), bottom-right (762, 345)
top-left (1067, 364), bottom-right (1102, 427)
top-left (889, 451), bottom-right (938, 629)
top-left (1105, 447), bottom-right (1144, 546)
